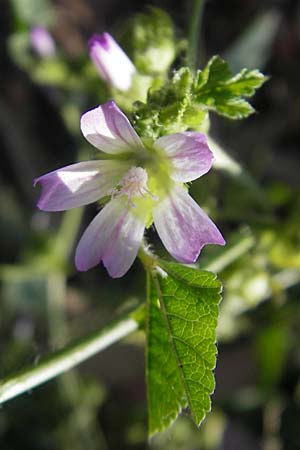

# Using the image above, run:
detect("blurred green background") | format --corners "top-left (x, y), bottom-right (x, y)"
top-left (1, 0), bottom-right (300, 449)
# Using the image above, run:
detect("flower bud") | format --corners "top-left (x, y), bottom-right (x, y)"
top-left (89, 32), bottom-right (136, 92)
top-left (121, 8), bottom-right (176, 75)
top-left (30, 26), bottom-right (56, 58)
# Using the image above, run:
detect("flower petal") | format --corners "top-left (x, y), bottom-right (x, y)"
top-left (80, 101), bottom-right (144, 154)
top-left (153, 185), bottom-right (225, 263)
top-left (155, 132), bottom-right (214, 182)
top-left (75, 198), bottom-right (145, 277)
top-left (34, 160), bottom-right (127, 211)
top-left (89, 33), bottom-right (136, 91)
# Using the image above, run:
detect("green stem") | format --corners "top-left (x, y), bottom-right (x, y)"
top-left (46, 272), bottom-right (82, 403)
top-left (138, 244), bottom-right (158, 269)
top-left (46, 273), bottom-right (109, 447)
top-left (273, 269), bottom-right (300, 290)
top-left (0, 312), bottom-right (138, 405)
top-left (204, 233), bottom-right (255, 273)
top-left (188, 0), bottom-right (206, 69)
top-left (208, 137), bottom-right (272, 211)
top-left (53, 207), bottom-right (83, 260)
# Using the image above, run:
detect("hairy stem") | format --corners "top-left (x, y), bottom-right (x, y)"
top-left (0, 312), bottom-right (138, 404)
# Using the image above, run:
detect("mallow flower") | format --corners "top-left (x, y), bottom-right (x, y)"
top-left (30, 26), bottom-right (56, 58)
top-left (89, 33), bottom-right (136, 92)
top-left (34, 101), bottom-right (225, 277)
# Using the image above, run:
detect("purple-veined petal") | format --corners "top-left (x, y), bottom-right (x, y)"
top-left (75, 198), bottom-right (145, 277)
top-left (155, 132), bottom-right (214, 182)
top-left (153, 185), bottom-right (225, 263)
top-left (34, 160), bottom-right (128, 211)
top-left (89, 33), bottom-right (136, 91)
top-left (80, 101), bottom-right (144, 154)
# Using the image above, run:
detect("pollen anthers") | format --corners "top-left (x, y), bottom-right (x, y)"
top-left (111, 166), bottom-right (155, 206)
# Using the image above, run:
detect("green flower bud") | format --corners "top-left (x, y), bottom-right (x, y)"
top-left (121, 8), bottom-right (176, 76)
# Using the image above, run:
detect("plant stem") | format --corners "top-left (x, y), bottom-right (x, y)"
top-left (0, 312), bottom-right (138, 405)
top-left (188, 0), bottom-right (206, 69)
top-left (53, 207), bottom-right (83, 261)
top-left (138, 243), bottom-right (158, 269)
top-left (204, 233), bottom-right (255, 273)
top-left (208, 137), bottom-right (272, 210)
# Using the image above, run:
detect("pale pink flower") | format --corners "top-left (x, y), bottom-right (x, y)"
top-left (34, 101), bottom-right (225, 277)
top-left (30, 26), bottom-right (56, 58)
top-left (89, 33), bottom-right (136, 91)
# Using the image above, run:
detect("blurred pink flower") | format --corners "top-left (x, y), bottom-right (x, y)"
top-left (30, 26), bottom-right (56, 58)
top-left (89, 33), bottom-right (136, 91)
top-left (34, 101), bottom-right (225, 277)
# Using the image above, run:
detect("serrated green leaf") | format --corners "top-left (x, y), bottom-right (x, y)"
top-left (193, 55), bottom-right (267, 119)
top-left (224, 68), bottom-right (268, 97)
top-left (146, 262), bottom-right (222, 436)
top-left (214, 98), bottom-right (254, 119)
top-left (196, 56), bottom-right (232, 89)
top-left (131, 56), bottom-right (266, 137)
top-left (146, 274), bottom-right (187, 435)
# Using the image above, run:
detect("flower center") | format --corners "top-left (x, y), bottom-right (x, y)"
top-left (112, 167), bottom-right (151, 205)
top-left (119, 166), bottom-right (148, 197)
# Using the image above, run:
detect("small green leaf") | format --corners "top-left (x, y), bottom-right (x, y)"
top-left (193, 55), bottom-right (267, 119)
top-left (146, 262), bottom-right (222, 436)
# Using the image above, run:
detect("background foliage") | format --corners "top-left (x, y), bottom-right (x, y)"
top-left (0, 0), bottom-right (300, 449)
